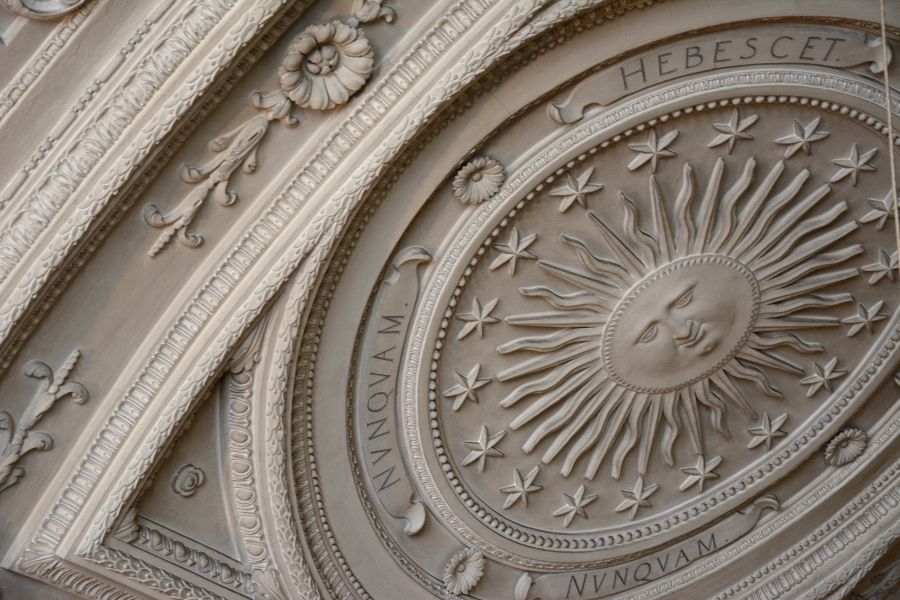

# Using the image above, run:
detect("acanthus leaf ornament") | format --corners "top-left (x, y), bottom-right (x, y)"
top-left (0, 349), bottom-right (88, 494)
top-left (143, 3), bottom-right (393, 257)
top-left (143, 90), bottom-right (297, 257)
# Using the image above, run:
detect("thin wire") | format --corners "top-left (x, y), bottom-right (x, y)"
top-left (879, 0), bottom-right (900, 278)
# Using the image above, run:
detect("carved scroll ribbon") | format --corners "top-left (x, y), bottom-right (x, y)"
top-left (355, 246), bottom-right (432, 535)
top-left (515, 495), bottom-right (780, 600)
top-left (549, 25), bottom-right (893, 125)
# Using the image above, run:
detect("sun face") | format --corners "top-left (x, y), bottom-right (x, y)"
top-left (497, 156), bottom-right (859, 480)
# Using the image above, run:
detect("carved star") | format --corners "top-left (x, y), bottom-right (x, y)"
top-left (457, 297), bottom-right (500, 339)
top-left (614, 476), bottom-right (659, 519)
top-left (500, 466), bottom-right (543, 509)
top-left (859, 190), bottom-right (898, 230)
top-left (708, 109), bottom-right (758, 153)
top-left (442, 364), bottom-right (490, 411)
top-left (462, 426), bottom-right (506, 472)
top-left (627, 128), bottom-right (678, 173)
top-left (547, 167), bottom-right (604, 212)
top-left (490, 228), bottom-right (537, 275)
top-left (774, 117), bottom-right (829, 158)
top-left (678, 455), bottom-right (722, 493)
top-left (861, 248), bottom-right (899, 285)
top-left (747, 413), bottom-right (788, 451)
top-left (799, 357), bottom-right (847, 397)
top-left (830, 144), bottom-right (877, 186)
top-left (553, 484), bottom-right (597, 527)
top-left (842, 300), bottom-right (888, 336)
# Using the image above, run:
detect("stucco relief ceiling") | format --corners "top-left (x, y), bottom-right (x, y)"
top-left (0, 1), bottom-right (898, 599)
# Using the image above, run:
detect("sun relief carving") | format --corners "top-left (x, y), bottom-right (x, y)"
top-left (498, 153), bottom-right (858, 482)
top-left (424, 100), bottom-right (896, 544)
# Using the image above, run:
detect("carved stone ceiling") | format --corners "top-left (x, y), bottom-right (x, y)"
top-left (0, 1), bottom-right (898, 599)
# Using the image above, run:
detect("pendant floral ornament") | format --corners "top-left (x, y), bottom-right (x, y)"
top-left (144, 1), bottom-right (395, 256)
top-left (279, 21), bottom-right (375, 111)
top-left (443, 547), bottom-right (485, 595)
top-left (453, 156), bottom-right (507, 205)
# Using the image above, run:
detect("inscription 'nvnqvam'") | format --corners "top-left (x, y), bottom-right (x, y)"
top-left (516, 496), bottom-right (778, 600)
top-left (355, 247), bottom-right (432, 535)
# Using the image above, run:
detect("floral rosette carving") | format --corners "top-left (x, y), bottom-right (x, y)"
top-left (824, 428), bottom-right (868, 466)
top-left (443, 547), bottom-right (484, 595)
top-left (279, 21), bottom-right (374, 111)
top-left (171, 464), bottom-right (205, 497)
top-left (452, 156), bottom-right (506, 204)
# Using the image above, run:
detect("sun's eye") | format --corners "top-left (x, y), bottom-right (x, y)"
top-left (637, 322), bottom-right (658, 344)
top-left (672, 288), bottom-right (694, 309)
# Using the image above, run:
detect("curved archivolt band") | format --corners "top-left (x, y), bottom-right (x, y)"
top-left (497, 156), bottom-right (860, 481)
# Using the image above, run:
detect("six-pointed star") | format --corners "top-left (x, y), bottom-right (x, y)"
top-left (462, 426), bottom-right (506, 472)
top-left (842, 300), bottom-right (888, 337)
top-left (861, 248), bottom-right (899, 284)
top-left (456, 296), bottom-right (500, 339)
top-left (489, 227), bottom-right (537, 275)
top-left (615, 476), bottom-right (659, 519)
top-left (747, 413), bottom-right (789, 451)
top-left (627, 127), bottom-right (678, 173)
top-left (830, 143), bottom-right (877, 186)
top-left (708, 108), bottom-right (758, 153)
top-left (500, 466), bottom-right (543, 509)
top-left (553, 484), bottom-right (598, 527)
top-left (859, 190), bottom-right (898, 230)
top-left (547, 166), bottom-right (604, 212)
top-left (442, 364), bottom-right (489, 411)
top-left (679, 455), bottom-right (723, 493)
top-left (774, 116), bottom-right (829, 158)
top-left (799, 357), bottom-right (847, 397)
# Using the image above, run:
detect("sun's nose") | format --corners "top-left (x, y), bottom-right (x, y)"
top-left (674, 318), bottom-right (697, 342)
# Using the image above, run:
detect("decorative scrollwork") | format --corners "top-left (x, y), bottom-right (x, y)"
top-left (0, 349), bottom-right (88, 494)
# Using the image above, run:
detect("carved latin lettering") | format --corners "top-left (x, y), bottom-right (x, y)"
top-left (377, 315), bottom-right (404, 334)
top-left (823, 37), bottom-right (846, 61)
top-left (684, 45), bottom-right (703, 68)
top-left (770, 35), bottom-right (793, 58)
top-left (741, 36), bottom-right (759, 59)
top-left (372, 465), bottom-right (401, 492)
top-left (367, 417), bottom-right (390, 440)
top-left (619, 58), bottom-right (647, 90)
top-left (371, 346), bottom-right (396, 362)
top-left (799, 36), bottom-right (821, 60)
top-left (657, 51), bottom-right (676, 75)
top-left (713, 39), bottom-right (732, 62)
top-left (697, 532), bottom-right (718, 556)
top-left (367, 390), bottom-right (390, 412)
